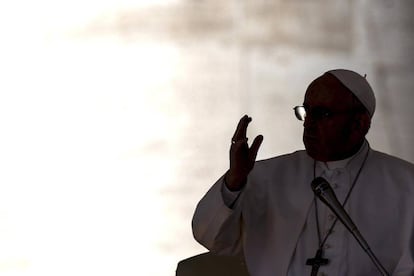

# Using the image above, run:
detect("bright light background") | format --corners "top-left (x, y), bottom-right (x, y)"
top-left (0, 1), bottom-right (413, 276)
top-left (0, 1), bottom-right (185, 276)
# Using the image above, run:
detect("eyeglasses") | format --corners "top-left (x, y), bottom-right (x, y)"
top-left (293, 106), bottom-right (307, 121)
top-left (293, 106), bottom-right (358, 121)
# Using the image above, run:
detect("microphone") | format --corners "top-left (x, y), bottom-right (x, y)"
top-left (311, 177), bottom-right (390, 276)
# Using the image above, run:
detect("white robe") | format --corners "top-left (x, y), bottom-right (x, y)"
top-left (192, 145), bottom-right (414, 276)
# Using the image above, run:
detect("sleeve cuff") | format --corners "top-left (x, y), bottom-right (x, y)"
top-left (221, 181), bottom-right (242, 208)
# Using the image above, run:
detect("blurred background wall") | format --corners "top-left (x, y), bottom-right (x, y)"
top-left (0, 0), bottom-right (413, 275)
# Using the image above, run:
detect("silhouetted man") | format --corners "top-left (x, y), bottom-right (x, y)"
top-left (192, 69), bottom-right (414, 276)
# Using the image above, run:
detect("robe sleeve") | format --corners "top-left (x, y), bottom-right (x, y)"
top-left (192, 174), bottom-right (245, 256)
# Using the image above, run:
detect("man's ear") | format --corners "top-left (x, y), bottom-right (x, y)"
top-left (355, 112), bottom-right (371, 136)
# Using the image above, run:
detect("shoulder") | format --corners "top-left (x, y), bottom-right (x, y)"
top-left (365, 149), bottom-right (414, 199)
top-left (251, 150), bottom-right (312, 175)
top-left (257, 149), bottom-right (308, 163)
top-left (367, 149), bottom-right (414, 186)
top-left (245, 150), bottom-right (314, 204)
top-left (369, 149), bottom-right (414, 173)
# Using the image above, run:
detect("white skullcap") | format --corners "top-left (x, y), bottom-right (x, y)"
top-left (326, 69), bottom-right (376, 118)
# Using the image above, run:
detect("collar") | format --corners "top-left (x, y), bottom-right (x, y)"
top-left (315, 140), bottom-right (370, 175)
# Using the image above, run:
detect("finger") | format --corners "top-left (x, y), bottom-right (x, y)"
top-left (232, 115), bottom-right (252, 142)
top-left (248, 135), bottom-right (263, 163)
top-left (231, 115), bottom-right (249, 141)
top-left (230, 138), bottom-right (248, 150)
top-left (230, 138), bottom-right (249, 167)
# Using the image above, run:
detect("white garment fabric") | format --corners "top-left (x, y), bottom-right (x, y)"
top-left (192, 142), bottom-right (414, 276)
top-left (288, 142), bottom-right (368, 276)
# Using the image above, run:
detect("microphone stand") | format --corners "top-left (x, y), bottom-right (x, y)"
top-left (312, 177), bottom-right (390, 276)
top-left (332, 207), bottom-right (389, 276)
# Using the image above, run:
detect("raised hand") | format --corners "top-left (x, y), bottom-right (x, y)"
top-left (225, 115), bottom-right (263, 191)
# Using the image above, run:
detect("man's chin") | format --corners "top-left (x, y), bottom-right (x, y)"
top-left (304, 146), bottom-right (329, 162)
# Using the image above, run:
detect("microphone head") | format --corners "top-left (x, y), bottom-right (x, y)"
top-left (311, 176), bottom-right (330, 196)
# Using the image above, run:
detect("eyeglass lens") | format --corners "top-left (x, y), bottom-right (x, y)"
top-left (294, 106), bottom-right (306, 121)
